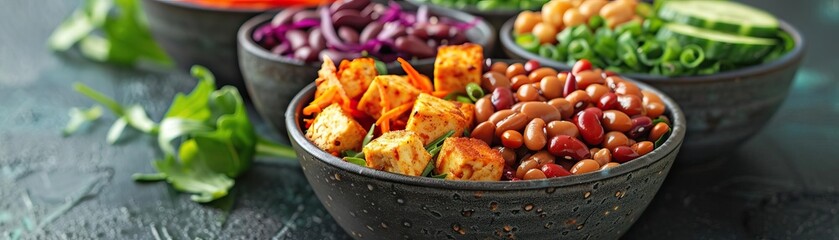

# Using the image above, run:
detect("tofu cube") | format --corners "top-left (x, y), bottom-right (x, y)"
top-left (454, 102), bottom-right (476, 129)
top-left (435, 137), bottom-right (504, 181)
top-left (337, 58), bottom-right (378, 99)
top-left (357, 75), bottom-right (421, 118)
top-left (363, 130), bottom-right (432, 176)
top-left (434, 43), bottom-right (483, 93)
top-left (405, 93), bottom-right (469, 145)
top-left (306, 104), bottom-right (368, 155)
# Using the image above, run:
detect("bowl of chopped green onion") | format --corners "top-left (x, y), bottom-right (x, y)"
top-left (500, 0), bottom-right (805, 163)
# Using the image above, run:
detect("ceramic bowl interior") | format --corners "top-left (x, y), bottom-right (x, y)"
top-left (238, 7), bottom-right (495, 141)
top-left (285, 60), bottom-right (687, 239)
top-left (499, 17), bottom-right (806, 163)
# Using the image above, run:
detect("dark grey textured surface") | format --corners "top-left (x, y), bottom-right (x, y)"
top-left (1, 0), bottom-right (838, 239)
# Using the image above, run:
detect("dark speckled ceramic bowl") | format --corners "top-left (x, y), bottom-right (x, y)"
top-left (285, 60), bottom-right (686, 239)
top-left (140, 0), bottom-right (278, 94)
top-left (500, 18), bottom-right (806, 164)
top-left (239, 8), bottom-right (495, 140)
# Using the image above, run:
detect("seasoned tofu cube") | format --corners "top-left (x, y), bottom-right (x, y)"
top-left (435, 137), bottom-right (504, 181)
top-left (454, 102), bottom-right (476, 129)
top-left (306, 104), bottom-right (368, 155)
top-left (405, 93), bottom-right (469, 145)
top-left (363, 130), bottom-right (432, 176)
top-left (357, 75), bottom-right (421, 118)
top-left (433, 43), bottom-right (483, 93)
top-left (337, 58), bottom-right (378, 99)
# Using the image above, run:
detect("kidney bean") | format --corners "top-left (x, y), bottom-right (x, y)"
top-left (491, 87), bottom-right (514, 110)
top-left (528, 68), bottom-right (558, 83)
top-left (338, 26), bottom-right (360, 43)
top-left (292, 10), bottom-right (320, 23)
top-left (614, 81), bottom-right (642, 98)
top-left (271, 7), bottom-right (303, 26)
top-left (529, 151), bottom-right (556, 166)
top-left (547, 98), bottom-right (574, 119)
top-left (448, 31), bottom-right (468, 45)
top-left (628, 116), bottom-right (652, 139)
top-left (524, 169), bottom-right (548, 180)
top-left (501, 130), bottom-right (524, 149)
top-left (571, 159), bottom-right (600, 175)
top-left (503, 166), bottom-right (516, 180)
top-left (603, 131), bottom-right (630, 151)
top-left (541, 163), bottom-right (571, 178)
top-left (332, 9), bottom-right (372, 29)
top-left (605, 76), bottom-right (622, 90)
top-left (496, 113), bottom-right (528, 136)
top-left (546, 120), bottom-right (579, 139)
top-left (585, 84), bottom-right (610, 102)
top-left (511, 75), bottom-right (532, 90)
top-left (563, 72), bottom-right (578, 97)
top-left (649, 122), bottom-right (670, 142)
top-left (645, 102), bottom-right (665, 119)
top-left (582, 107), bottom-right (603, 120)
top-left (612, 146), bottom-right (640, 163)
top-left (520, 102), bottom-right (562, 123)
top-left (481, 72), bottom-right (511, 91)
top-left (475, 96), bottom-right (495, 123)
top-left (285, 29), bottom-right (307, 50)
top-left (517, 84), bottom-right (540, 102)
top-left (572, 59), bottom-right (592, 74)
top-left (548, 135), bottom-right (590, 161)
top-left (576, 70), bottom-right (605, 89)
top-left (516, 159), bottom-right (539, 179)
top-left (600, 162), bottom-right (620, 170)
top-left (632, 141), bottom-right (654, 155)
top-left (331, 0), bottom-right (370, 12)
top-left (490, 62), bottom-right (509, 74)
top-left (617, 94), bottom-right (643, 116)
top-left (506, 63), bottom-right (526, 79)
top-left (593, 148), bottom-right (612, 166)
top-left (598, 92), bottom-right (619, 110)
top-left (471, 121), bottom-right (496, 146)
top-left (294, 46), bottom-right (317, 62)
top-left (524, 119), bottom-right (548, 150)
top-left (395, 35), bottom-right (435, 58)
top-left (488, 109), bottom-right (515, 125)
top-left (359, 22), bottom-right (383, 43)
top-left (628, 138), bottom-right (637, 146)
top-left (575, 108), bottom-right (604, 145)
top-left (524, 60), bottom-right (541, 72)
top-left (427, 23), bottom-right (454, 40)
top-left (494, 146), bottom-right (518, 167)
top-left (540, 76), bottom-right (563, 99)
top-left (602, 110), bottom-right (632, 132)
top-left (642, 90), bottom-right (663, 106)
top-left (565, 90), bottom-right (591, 112)
top-left (589, 147), bottom-right (601, 159)
top-left (511, 102), bottom-right (525, 112)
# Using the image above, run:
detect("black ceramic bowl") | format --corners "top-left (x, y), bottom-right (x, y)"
top-left (405, 0), bottom-right (542, 57)
top-left (500, 18), bottom-right (806, 164)
top-left (285, 60), bottom-right (686, 239)
top-left (238, 8), bottom-right (495, 140)
top-left (140, 0), bottom-right (280, 94)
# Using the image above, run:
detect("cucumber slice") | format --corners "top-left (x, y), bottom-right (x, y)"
top-left (658, 1), bottom-right (779, 37)
top-left (656, 23), bottom-right (776, 63)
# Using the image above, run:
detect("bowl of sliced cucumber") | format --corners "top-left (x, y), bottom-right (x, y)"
top-left (500, 0), bottom-right (805, 163)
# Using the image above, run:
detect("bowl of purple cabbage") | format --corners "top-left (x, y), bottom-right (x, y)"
top-left (237, 0), bottom-right (494, 139)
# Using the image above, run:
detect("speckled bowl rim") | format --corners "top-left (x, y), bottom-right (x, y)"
top-left (499, 17), bottom-right (806, 83)
top-left (285, 60), bottom-right (686, 191)
top-left (237, 7), bottom-right (496, 70)
top-left (148, 0), bottom-right (284, 13)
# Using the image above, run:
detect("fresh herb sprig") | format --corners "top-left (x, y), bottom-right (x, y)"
top-left (66, 66), bottom-right (296, 202)
top-left (49, 0), bottom-right (171, 67)
top-left (420, 130), bottom-right (455, 177)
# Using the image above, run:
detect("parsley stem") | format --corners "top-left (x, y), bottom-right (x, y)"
top-left (255, 137), bottom-right (297, 159)
top-left (73, 83), bottom-right (125, 116)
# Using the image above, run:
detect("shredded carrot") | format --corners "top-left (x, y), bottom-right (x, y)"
top-left (431, 90), bottom-right (451, 98)
top-left (376, 79), bottom-right (391, 132)
top-left (397, 58), bottom-right (433, 93)
top-left (375, 101), bottom-right (414, 126)
top-left (303, 87), bottom-right (337, 115)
